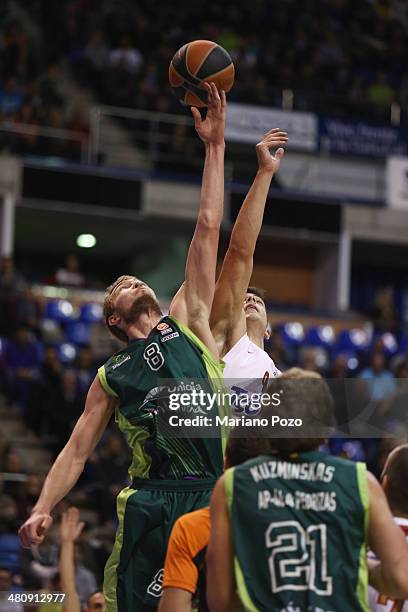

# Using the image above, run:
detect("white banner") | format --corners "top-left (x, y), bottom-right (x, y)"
top-left (226, 103), bottom-right (318, 152)
top-left (386, 156), bottom-right (408, 209)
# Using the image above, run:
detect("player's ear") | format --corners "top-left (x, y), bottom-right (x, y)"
top-left (264, 323), bottom-right (271, 341)
top-left (382, 473), bottom-right (389, 495)
top-left (108, 313), bottom-right (121, 327)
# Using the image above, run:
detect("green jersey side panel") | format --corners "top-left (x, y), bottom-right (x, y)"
top-left (226, 452), bottom-right (369, 612)
top-left (98, 316), bottom-right (227, 480)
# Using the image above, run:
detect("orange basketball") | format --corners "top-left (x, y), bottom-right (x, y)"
top-left (169, 40), bottom-right (235, 107)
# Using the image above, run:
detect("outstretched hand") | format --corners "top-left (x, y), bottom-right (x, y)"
top-left (256, 128), bottom-right (288, 174)
top-left (60, 507), bottom-right (85, 544)
top-left (191, 82), bottom-right (226, 146)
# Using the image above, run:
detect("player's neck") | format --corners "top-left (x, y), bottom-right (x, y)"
top-left (126, 311), bottom-right (162, 340)
top-left (246, 327), bottom-right (265, 350)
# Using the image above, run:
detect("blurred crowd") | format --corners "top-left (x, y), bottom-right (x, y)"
top-left (0, 10), bottom-right (88, 160)
top-left (2, 0), bottom-right (408, 164)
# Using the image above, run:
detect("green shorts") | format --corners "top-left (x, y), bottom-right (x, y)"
top-left (103, 478), bottom-right (216, 612)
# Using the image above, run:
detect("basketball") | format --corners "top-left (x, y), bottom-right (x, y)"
top-left (169, 40), bottom-right (235, 107)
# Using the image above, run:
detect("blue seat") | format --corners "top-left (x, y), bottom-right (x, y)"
top-left (398, 333), bottom-right (408, 354)
top-left (65, 321), bottom-right (91, 345)
top-left (280, 322), bottom-right (305, 347)
top-left (0, 534), bottom-right (21, 572)
top-left (374, 332), bottom-right (399, 358)
top-left (44, 299), bottom-right (74, 323)
top-left (80, 302), bottom-right (103, 323)
top-left (335, 328), bottom-right (370, 352)
top-left (304, 325), bottom-right (335, 349)
top-left (56, 342), bottom-right (77, 364)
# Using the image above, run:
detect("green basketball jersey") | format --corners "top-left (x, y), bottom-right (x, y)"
top-left (98, 316), bottom-right (227, 481)
top-left (225, 451), bottom-right (370, 612)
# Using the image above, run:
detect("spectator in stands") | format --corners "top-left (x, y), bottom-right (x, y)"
top-left (0, 78), bottom-right (23, 115)
top-left (370, 287), bottom-right (400, 333)
top-left (108, 36), bottom-right (143, 75)
top-left (83, 30), bottom-right (109, 89)
top-left (358, 350), bottom-right (396, 402)
top-left (42, 369), bottom-right (83, 450)
top-left (17, 474), bottom-right (43, 522)
top-left (2, 449), bottom-right (26, 502)
top-left (4, 326), bottom-right (41, 414)
top-left (74, 346), bottom-right (96, 400)
top-left (87, 434), bottom-right (130, 523)
top-left (366, 71), bottom-right (396, 117)
top-left (55, 255), bottom-right (85, 288)
top-left (265, 328), bottom-right (290, 371)
top-left (0, 567), bottom-right (23, 612)
top-left (0, 256), bottom-right (25, 336)
top-left (14, 285), bottom-right (41, 337)
top-left (38, 64), bottom-right (64, 109)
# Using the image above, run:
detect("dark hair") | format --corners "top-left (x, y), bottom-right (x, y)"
top-left (225, 436), bottom-right (264, 468)
top-left (247, 286), bottom-right (266, 301)
top-left (383, 444), bottom-right (408, 515)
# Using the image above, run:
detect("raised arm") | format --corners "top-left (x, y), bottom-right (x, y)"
top-left (59, 507), bottom-right (84, 612)
top-left (367, 471), bottom-right (408, 599)
top-left (170, 82), bottom-right (226, 358)
top-left (210, 129), bottom-right (287, 354)
top-left (19, 376), bottom-right (116, 548)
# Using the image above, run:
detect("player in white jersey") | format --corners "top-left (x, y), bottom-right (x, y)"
top-left (369, 444), bottom-right (408, 611)
top-left (210, 128), bottom-right (287, 395)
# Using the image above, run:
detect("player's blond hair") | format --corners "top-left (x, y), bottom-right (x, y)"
top-left (103, 275), bottom-right (134, 343)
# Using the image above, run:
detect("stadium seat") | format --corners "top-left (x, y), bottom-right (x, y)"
top-left (398, 333), bottom-right (408, 354)
top-left (80, 302), bottom-right (103, 323)
top-left (65, 321), bottom-right (91, 345)
top-left (304, 325), bottom-right (335, 349)
top-left (56, 342), bottom-right (77, 364)
top-left (280, 322), bottom-right (305, 347)
top-left (44, 299), bottom-right (74, 323)
top-left (0, 534), bottom-right (21, 573)
top-left (335, 328), bottom-right (370, 352)
top-left (374, 332), bottom-right (399, 358)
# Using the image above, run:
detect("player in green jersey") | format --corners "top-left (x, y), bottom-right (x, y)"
top-left (207, 369), bottom-right (408, 612)
top-left (19, 82), bottom-right (228, 612)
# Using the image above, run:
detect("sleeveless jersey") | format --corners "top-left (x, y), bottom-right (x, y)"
top-left (223, 333), bottom-right (280, 393)
top-left (368, 517), bottom-right (408, 612)
top-left (225, 451), bottom-right (370, 612)
top-left (98, 316), bottom-right (227, 481)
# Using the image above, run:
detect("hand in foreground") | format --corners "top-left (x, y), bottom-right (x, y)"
top-left (19, 511), bottom-right (53, 548)
top-left (256, 128), bottom-right (288, 174)
top-left (191, 82), bottom-right (226, 146)
top-left (60, 507), bottom-right (85, 544)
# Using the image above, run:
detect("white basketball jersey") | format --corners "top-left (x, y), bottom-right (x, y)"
top-left (368, 517), bottom-right (408, 612)
top-left (223, 333), bottom-right (280, 394)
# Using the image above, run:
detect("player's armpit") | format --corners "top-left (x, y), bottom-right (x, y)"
top-left (367, 471), bottom-right (408, 599)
